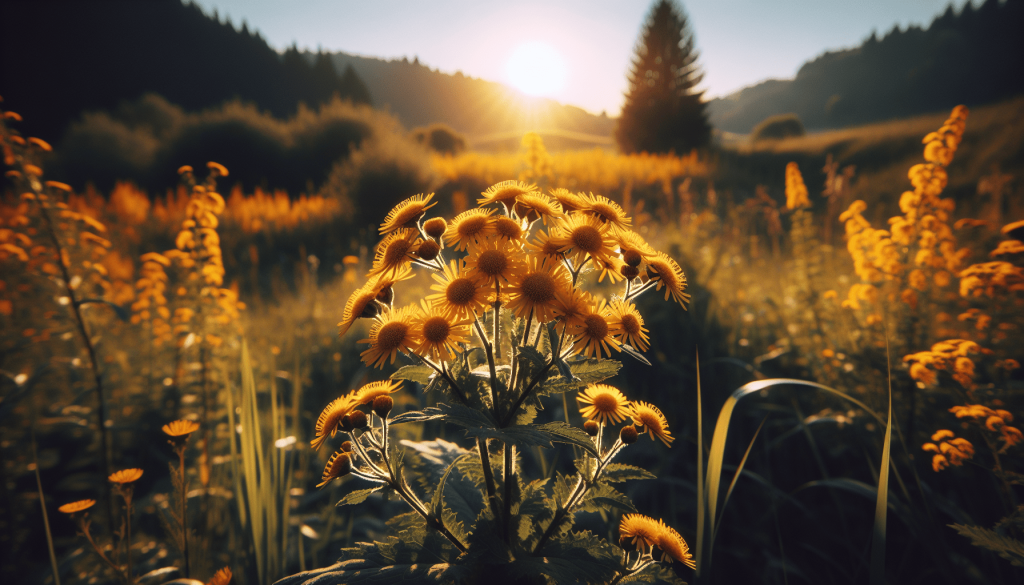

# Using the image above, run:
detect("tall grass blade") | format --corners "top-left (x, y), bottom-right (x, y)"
top-left (870, 338), bottom-right (894, 585)
top-left (695, 350), bottom-right (705, 578)
top-left (713, 415), bottom-right (768, 541)
top-left (31, 419), bottom-right (60, 585)
top-left (704, 378), bottom-right (889, 570)
top-left (240, 340), bottom-right (265, 585)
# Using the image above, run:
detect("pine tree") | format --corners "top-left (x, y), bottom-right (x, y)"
top-left (615, 0), bottom-right (711, 154)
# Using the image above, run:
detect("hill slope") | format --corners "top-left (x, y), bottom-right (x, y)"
top-left (330, 53), bottom-right (616, 144)
top-left (707, 0), bottom-right (1024, 134)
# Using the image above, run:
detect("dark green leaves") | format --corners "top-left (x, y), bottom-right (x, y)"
top-left (536, 358), bottom-right (622, 398)
top-left (950, 524), bottom-right (1024, 567)
top-left (601, 463), bottom-right (656, 483)
top-left (391, 364), bottom-right (435, 385)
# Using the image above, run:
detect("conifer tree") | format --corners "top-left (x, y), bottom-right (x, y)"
top-left (615, 0), bottom-right (711, 154)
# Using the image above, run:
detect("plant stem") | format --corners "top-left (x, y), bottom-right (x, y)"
top-left (477, 438), bottom-right (501, 524)
top-left (502, 442), bottom-right (514, 544)
top-left (31, 416), bottom-right (61, 585)
top-left (417, 356), bottom-right (468, 405)
top-left (177, 447), bottom-right (190, 578)
top-left (474, 318), bottom-right (499, 408)
top-left (80, 518), bottom-right (126, 583)
top-left (35, 195), bottom-right (116, 533)
top-left (493, 280), bottom-right (501, 360)
top-left (122, 490), bottom-right (133, 584)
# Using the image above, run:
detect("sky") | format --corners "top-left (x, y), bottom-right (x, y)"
top-left (192, 0), bottom-right (971, 116)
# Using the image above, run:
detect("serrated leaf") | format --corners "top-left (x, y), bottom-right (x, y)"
top-left (336, 486), bottom-right (384, 507)
top-left (431, 402), bottom-right (499, 429)
top-left (533, 421), bottom-right (599, 456)
top-left (554, 472), bottom-right (577, 508)
top-left (601, 463), bottom-right (656, 483)
top-left (574, 455), bottom-right (599, 483)
top-left (537, 358), bottom-right (622, 398)
top-left (579, 483), bottom-right (636, 514)
top-left (950, 524), bottom-right (1024, 567)
top-left (430, 455), bottom-right (467, 519)
top-left (526, 530), bottom-right (623, 583)
top-left (391, 364), bottom-right (436, 385)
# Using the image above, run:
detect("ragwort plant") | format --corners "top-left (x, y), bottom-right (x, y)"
top-left (283, 183), bottom-right (695, 584)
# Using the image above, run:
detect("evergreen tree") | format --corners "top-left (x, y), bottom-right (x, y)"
top-left (615, 0), bottom-right (711, 154)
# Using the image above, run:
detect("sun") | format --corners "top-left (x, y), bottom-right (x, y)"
top-left (506, 41), bottom-right (568, 97)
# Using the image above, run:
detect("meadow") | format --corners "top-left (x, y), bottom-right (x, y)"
top-left (1, 96), bottom-right (1022, 585)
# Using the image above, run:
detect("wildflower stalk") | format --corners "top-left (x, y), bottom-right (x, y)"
top-left (477, 437), bottom-right (501, 523)
top-left (77, 516), bottom-right (128, 584)
top-left (502, 442), bottom-right (513, 543)
top-left (473, 318), bottom-right (499, 406)
top-left (172, 443), bottom-right (190, 577)
top-left (30, 408), bottom-right (61, 585)
top-left (610, 558), bottom-right (656, 585)
top-left (34, 192), bottom-right (116, 533)
top-left (499, 328), bottom-right (563, 427)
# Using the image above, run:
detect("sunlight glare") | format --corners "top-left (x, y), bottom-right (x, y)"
top-left (505, 41), bottom-right (568, 97)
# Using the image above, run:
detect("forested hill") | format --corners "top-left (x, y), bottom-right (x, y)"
top-left (0, 0), bottom-right (371, 142)
top-left (330, 53), bottom-right (616, 141)
top-left (707, 0), bottom-right (1024, 134)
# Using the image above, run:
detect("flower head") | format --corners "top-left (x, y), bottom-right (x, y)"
top-left (629, 401), bottom-right (674, 446)
top-left (514, 192), bottom-right (563, 224)
top-left (311, 395), bottom-right (355, 451)
top-left (618, 514), bottom-right (660, 552)
top-left (577, 384), bottom-right (630, 425)
top-left (465, 238), bottom-right (522, 285)
top-left (207, 567), bottom-right (233, 585)
top-left (379, 193), bottom-right (436, 234)
top-left (646, 252), bottom-right (690, 307)
top-left (580, 193), bottom-right (632, 230)
top-left (655, 523), bottom-right (696, 568)
top-left (108, 468), bottom-right (143, 484)
top-left (163, 419), bottom-right (200, 441)
top-left (506, 256), bottom-right (572, 323)
top-left (316, 450), bottom-right (352, 488)
top-left (478, 180), bottom-right (536, 209)
top-left (427, 260), bottom-right (490, 319)
top-left (570, 300), bottom-right (621, 359)
top-left (338, 285), bottom-right (383, 337)
top-left (552, 285), bottom-right (593, 330)
top-left (58, 499), bottom-right (96, 514)
top-left (414, 300), bottom-right (473, 362)
top-left (368, 229), bottom-right (420, 279)
top-left (549, 188), bottom-right (587, 212)
top-left (608, 300), bottom-right (649, 352)
top-left (359, 305), bottom-right (422, 369)
top-left (552, 212), bottom-right (617, 265)
top-left (444, 208), bottom-right (495, 251)
top-left (352, 380), bottom-right (404, 406)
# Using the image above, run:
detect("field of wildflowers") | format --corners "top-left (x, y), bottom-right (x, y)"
top-left (1, 98), bottom-right (1022, 585)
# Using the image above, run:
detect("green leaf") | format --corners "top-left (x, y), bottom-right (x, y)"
top-left (574, 455), bottom-right (599, 483)
top-left (579, 483), bottom-right (636, 514)
top-left (526, 530), bottom-right (622, 582)
top-left (950, 524), bottom-right (1024, 567)
top-left (537, 358), bottom-right (622, 398)
top-left (391, 364), bottom-right (435, 385)
top-left (532, 421), bottom-right (599, 456)
top-left (430, 455), bottom-right (467, 519)
top-left (390, 409), bottom-right (446, 425)
top-left (601, 463), bottom-right (655, 483)
top-left (336, 486), bottom-right (385, 507)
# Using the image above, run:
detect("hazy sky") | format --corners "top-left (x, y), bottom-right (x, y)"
top-left (193, 0), bottom-right (971, 116)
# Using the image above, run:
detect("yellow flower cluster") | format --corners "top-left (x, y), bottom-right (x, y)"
top-left (903, 339), bottom-right (981, 389)
top-left (618, 513), bottom-right (695, 568)
top-left (922, 429), bottom-right (975, 472)
top-left (576, 384), bottom-right (674, 446)
top-left (958, 260), bottom-right (1024, 299)
top-left (840, 106), bottom-right (971, 316)
top-left (226, 185), bottom-right (343, 234)
top-left (310, 380), bottom-right (402, 451)
top-left (950, 405), bottom-right (1023, 452)
top-left (784, 162), bottom-right (810, 210)
top-left (339, 181), bottom-right (688, 370)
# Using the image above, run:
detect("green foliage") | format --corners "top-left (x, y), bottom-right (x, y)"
top-left (410, 123), bottom-right (467, 155)
top-left (950, 525), bottom-right (1024, 567)
top-left (751, 113), bottom-right (806, 142)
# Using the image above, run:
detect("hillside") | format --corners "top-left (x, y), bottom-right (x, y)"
top-left (0, 0), bottom-right (370, 142)
top-left (707, 0), bottom-right (1024, 134)
top-left (330, 53), bottom-right (616, 144)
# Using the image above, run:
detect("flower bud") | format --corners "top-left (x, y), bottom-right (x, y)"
top-left (583, 420), bottom-right (600, 436)
top-left (340, 440), bottom-right (352, 453)
top-left (623, 249), bottom-right (643, 267)
top-left (416, 240), bottom-right (441, 261)
top-left (373, 395), bottom-right (394, 419)
top-left (620, 425), bottom-right (639, 445)
top-left (621, 265), bottom-right (640, 280)
top-left (423, 217), bottom-right (447, 239)
top-left (339, 413), bottom-right (354, 432)
top-left (348, 409), bottom-right (368, 429)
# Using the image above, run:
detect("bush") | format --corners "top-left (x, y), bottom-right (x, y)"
top-left (409, 123), bottom-right (466, 155)
top-left (751, 113), bottom-right (806, 141)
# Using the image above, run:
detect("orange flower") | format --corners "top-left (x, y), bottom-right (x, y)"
top-left (58, 499), bottom-right (96, 514)
top-left (108, 468), bottom-right (143, 484)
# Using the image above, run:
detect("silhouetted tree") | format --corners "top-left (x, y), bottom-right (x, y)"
top-left (616, 0), bottom-right (710, 154)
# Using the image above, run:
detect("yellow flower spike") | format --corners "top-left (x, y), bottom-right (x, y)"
top-left (379, 193), bottom-right (436, 234)
top-left (108, 468), bottom-right (144, 484)
top-left (629, 401), bottom-right (674, 447)
top-left (576, 384), bottom-right (630, 425)
top-left (785, 162), bottom-right (811, 210)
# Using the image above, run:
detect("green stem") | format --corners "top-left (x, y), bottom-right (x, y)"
top-left (177, 447), bottom-right (189, 578)
top-left (502, 442), bottom-right (514, 544)
top-left (477, 438), bottom-right (501, 524)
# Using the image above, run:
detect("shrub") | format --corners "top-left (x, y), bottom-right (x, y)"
top-left (751, 113), bottom-right (806, 141)
top-left (410, 123), bottom-right (467, 155)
